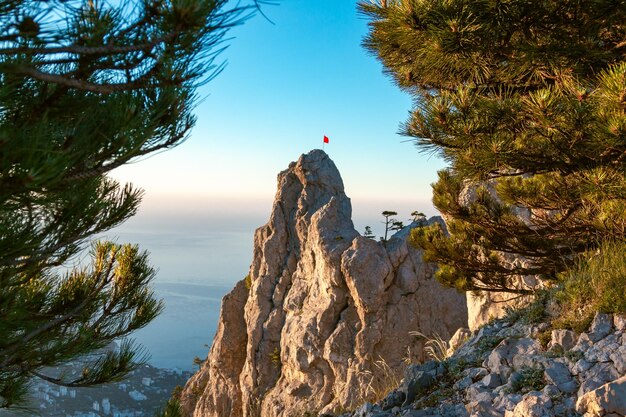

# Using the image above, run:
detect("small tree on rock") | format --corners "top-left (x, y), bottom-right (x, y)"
top-left (380, 210), bottom-right (404, 246)
top-left (381, 210), bottom-right (397, 244)
top-left (411, 211), bottom-right (426, 225)
top-left (363, 226), bottom-right (376, 240)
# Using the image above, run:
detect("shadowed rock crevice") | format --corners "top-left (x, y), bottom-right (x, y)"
top-left (181, 150), bottom-right (468, 417)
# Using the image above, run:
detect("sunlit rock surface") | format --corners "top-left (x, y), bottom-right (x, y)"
top-left (181, 150), bottom-right (467, 417)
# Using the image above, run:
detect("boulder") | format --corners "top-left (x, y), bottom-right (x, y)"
top-left (483, 337), bottom-right (541, 373)
top-left (576, 375), bottom-right (626, 416)
top-left (589, 312), bottom-right (613, 342)
top-left (610, 345), bottom-right (626, 374)
top-left (543, 362), bottom-right (573, 391)
top-left (448, 328), bottom-right (472, 356)
top-left (504, 392), bottom-right (552, 417)
top-left (548, 329), bottom-right (577, 352)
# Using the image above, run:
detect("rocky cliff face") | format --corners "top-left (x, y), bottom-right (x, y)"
top-left (181, 150), bottom-right (468, 417)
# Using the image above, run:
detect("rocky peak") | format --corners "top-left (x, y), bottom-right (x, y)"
top-left (181, 150), bottom-right (468, 417)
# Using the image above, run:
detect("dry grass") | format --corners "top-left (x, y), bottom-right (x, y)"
top-left (409, 331), bottom-right (452, 362)
top-left (354, 356), bottom-right (404, 405)
top-left (553, 239), bottom-right (626, 332)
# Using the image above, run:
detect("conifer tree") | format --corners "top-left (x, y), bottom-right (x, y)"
top-left (381, 210), bottom-right (398, 242)
top-left (0, 0), bottom-right (256, 407)
top-left (361, 0), bottom-right (626, 293)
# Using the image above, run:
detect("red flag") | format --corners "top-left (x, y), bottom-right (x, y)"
top-left (323, 135), bottom-right (329, 144)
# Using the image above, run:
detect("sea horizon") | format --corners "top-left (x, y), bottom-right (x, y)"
top-left (98, 195), bottom-right (437, 371)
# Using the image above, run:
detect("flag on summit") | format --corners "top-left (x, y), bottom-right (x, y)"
top-left (323, 135), bottom-right (329, 144)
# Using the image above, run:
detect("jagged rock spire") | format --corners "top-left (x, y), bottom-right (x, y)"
top-left (181, 150), bottom-right (468, 417)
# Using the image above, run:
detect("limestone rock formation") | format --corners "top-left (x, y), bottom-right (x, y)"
top-left (338, 311), bottom-right (626, 417)
top-left (181, 150), bottom-right (468, 417)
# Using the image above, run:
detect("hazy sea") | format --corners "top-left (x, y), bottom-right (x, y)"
top-left (98, 211), bottom-right (266, 371)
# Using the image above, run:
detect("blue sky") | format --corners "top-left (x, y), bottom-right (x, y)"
top-left (111, 0), bottom-right (447, 232)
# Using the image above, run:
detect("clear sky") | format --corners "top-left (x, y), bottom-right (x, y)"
top-left (107, 2), bottom-right (451, 365)
top-left (110, 0), bottom-right (447, 233)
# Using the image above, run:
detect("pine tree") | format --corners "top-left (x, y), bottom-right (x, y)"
top-left (410, 211), bottom-right (426, 225)
top-left (361, 0), bottom-right (626, 293)
top-left (381, 210), bottom-right (400, 245)
top-left (0, 0), bottom-right (256, 407)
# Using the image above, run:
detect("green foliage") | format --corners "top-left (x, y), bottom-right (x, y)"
top-left (154, 386), bottom-right (184, 417)
top-left (0, 0), bottom-right (257, 408)
top-left (502, 240), bottom-right (626, 333)
top-left (536, 330), bottom-right (552, 350)
top-left (375, 210), bottom-right (425, 245)
top-left (504, 290), bottom-right (551, 325)
top-left (391, 221), bottom-right (404, 231)
top-left (362, 0), bottom-right (626, 293)
top-left (518, 302), bottom-right (548, 325)
top-left (154, 400), bottom-right (183, 417)
top-left (412, 358), bottom-right (474, 408)
top-left (411, 211), bottom-right (426, 224)
top-left (270, 347), bottom-right (281, 368)
top-left (415, 385), bottom-right (456, 408)
top-left (564, 350), bottom-right (584, 364)
top-left (553, 240), bottom-right (626, 332)
top-left (193, 356), bottom-right (206, 369)
top-left (474, 335), bottom-right (505, 356)
top-left (0, 242), bottom-right (162, 404)
top-left (244, 274), bottom-right (252, 290)
top-left (508, 367), bottom-right (545, 394)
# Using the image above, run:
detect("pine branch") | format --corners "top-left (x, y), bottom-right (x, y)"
top-left (0, 250), bottom-right (117, 367)
top-left (0, 33), bottom-right (177, 57)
